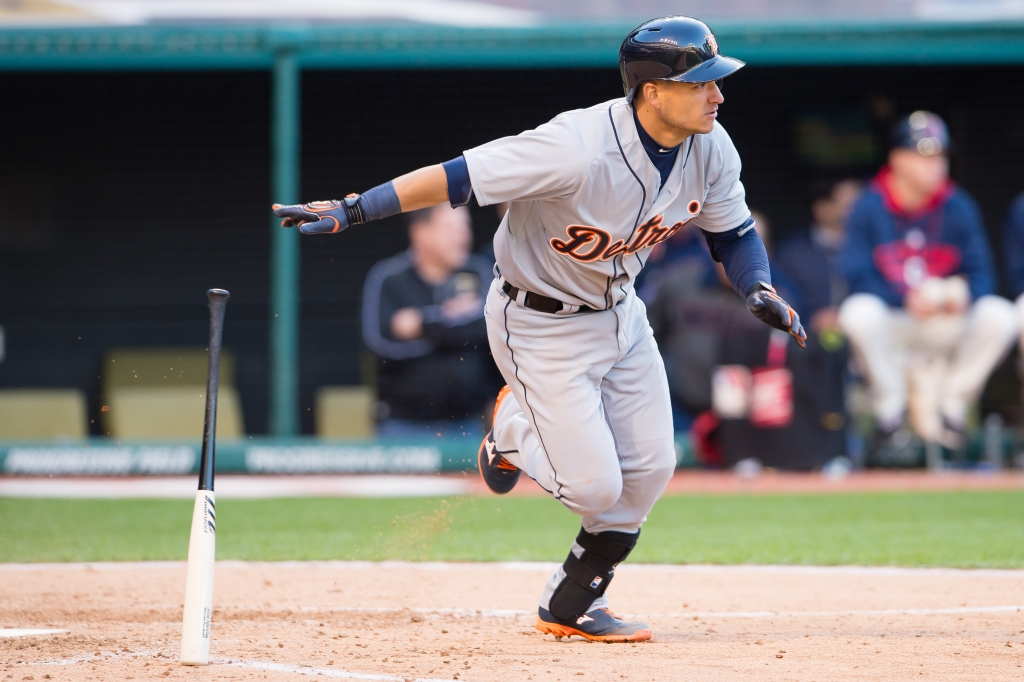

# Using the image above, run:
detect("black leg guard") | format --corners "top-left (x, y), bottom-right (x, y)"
top-left (548, 527), bottom-right (639, 622)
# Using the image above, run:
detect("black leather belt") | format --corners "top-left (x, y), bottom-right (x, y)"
top-left (502, 281), bottom-right (595, 314)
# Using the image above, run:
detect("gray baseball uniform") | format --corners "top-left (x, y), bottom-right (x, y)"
top-left (464, 97), bottom-right (751, 612)
top-left (465, 97), bottom-right (750, 310)
top-left (265, 15), bottom-right (781, 637)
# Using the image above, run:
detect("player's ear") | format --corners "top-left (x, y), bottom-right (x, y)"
top-left (641, 81), bottom-right (660, 109)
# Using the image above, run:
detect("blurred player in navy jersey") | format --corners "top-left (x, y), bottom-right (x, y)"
top-left (838, 111), bottom-right (1017, 455)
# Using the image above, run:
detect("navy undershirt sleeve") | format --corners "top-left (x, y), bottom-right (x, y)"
top-left (632, 106), bottom-right (679, 187)
top-left (702, 217), bottom-right (772, 297)
top-left (442, 156), bottom-right (474, 207)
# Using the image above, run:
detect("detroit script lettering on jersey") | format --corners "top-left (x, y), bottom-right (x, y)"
top-left (549, 214), bottom-right (693, 263)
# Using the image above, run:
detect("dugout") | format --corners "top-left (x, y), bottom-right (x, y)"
top-left (1, 15), bottom-right (1023, 437)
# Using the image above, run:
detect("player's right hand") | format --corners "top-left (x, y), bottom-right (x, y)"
top-left (746, 283), bottom-right (807, 348)
top-left (272, 199), bottom-right (350, 235)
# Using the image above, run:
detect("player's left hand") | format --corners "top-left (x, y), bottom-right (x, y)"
top-left (272, 198), bottom-right (353, 235)
top-left (746, 283), bottom-right (807, 348)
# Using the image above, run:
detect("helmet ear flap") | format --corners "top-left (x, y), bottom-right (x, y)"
top-left (625, 61), bottom-right (673, 85)
top-left (622, 61), bottom-right (673, 100)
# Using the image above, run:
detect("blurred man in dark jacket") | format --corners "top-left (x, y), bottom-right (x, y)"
top-left (1003, 193), bottom-right (1024, 299)
top-left (362, 205), bottom-right (497, 436)
top-left (644, 213), bottom-right (847, 471)
top-left (643, 214), bottom-right (774, 426)
top-left (773, 178), bottom-right (862, 330)
top-left (838, 111), bottom-right (1017, 451)
top-left (1001, 193), bottom-right (1024, 397)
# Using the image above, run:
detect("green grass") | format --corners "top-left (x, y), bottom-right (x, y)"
top-left (1, 491), bottom-right (1023, 567)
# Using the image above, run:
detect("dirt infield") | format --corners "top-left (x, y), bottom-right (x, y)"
top-left (483, 469), bottom-right (1024, 496)
top-left (3, 469), bottom-right (1022, 500)
top-left (3, 561), bottom-right (1024, 681)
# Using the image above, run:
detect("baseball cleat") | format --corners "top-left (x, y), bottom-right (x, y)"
top-left (535, 606), bottom-right (652, 643)
top-left (478, 386), bottom-right (520, 494)
top-left (939, 415), bottom-right (967, 452)
top-left (870, 418), bottom-right (921, 465)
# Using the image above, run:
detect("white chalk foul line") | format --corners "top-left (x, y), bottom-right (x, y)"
top-left (0, 628), bottom-right (68, 638)
top-left (25, 654), bottom-right (456, 681)
top-left (218, 658), bottom-right (457, 681)
top-left (4, 560), bottom-right (1024, 579)
top-left (301, 606), bottom-right (530, 618)
top-left (646, 605), bottom-right (1024, 619)
top-left (300, 604), bottom-right (1024, 619)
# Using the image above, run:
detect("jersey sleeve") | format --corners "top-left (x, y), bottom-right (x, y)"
top-left (950, 192), bottom-right (997, 300)
top-left (462, 113), bottom-right (588, 206)
top-left (692, 124), bottom-right (752, 234)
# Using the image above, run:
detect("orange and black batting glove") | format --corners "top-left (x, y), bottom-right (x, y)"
top-left (272, 195), bottom-right (363, 235)
top-left (745, 282), bottom-right (807, 348)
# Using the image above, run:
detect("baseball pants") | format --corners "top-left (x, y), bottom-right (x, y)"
top-left (839, 292), bottom-right (1017, 439)
top-left (484, 277), bottom-right (677, 610)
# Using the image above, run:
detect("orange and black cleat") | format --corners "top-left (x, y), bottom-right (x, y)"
top-left (477, 386), bottom-right (521, 494)
top-left (535, 606), bottom-right (652, 643)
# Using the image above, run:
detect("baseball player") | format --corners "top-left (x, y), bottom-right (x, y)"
top-left (274, 16), bottom-right (805, 643)
top-left (839, 112), bottom-right (1017, 453)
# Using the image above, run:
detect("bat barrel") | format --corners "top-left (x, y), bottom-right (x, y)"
top-left (199, 289), bottom-right (230, 492)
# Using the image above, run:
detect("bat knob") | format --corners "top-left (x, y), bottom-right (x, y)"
top-left (207, 289), bottom-right (230, 299)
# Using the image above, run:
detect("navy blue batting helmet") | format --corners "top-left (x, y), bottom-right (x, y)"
top-left (619, 17), bottom-right (745, 101)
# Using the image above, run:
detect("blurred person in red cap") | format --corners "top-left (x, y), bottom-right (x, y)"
top-left (838, 111), bottom-right (1017, 459)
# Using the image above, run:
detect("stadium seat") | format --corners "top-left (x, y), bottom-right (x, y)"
top-left (315, 385), bottom-right (376, 438)
top-left (101, 348), bottom-right (244, 438)
top-left (0, 389), bottom-right (88, 439)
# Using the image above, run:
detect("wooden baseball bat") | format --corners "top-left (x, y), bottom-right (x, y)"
top-left (180, 288), bottom-right (230, 666)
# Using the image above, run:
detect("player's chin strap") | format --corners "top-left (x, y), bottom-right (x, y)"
top-left (548, 527), bottom-right (639, 622)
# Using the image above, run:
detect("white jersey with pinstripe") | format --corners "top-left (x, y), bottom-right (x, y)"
top-left (463, 97), bottom-right (750, 311)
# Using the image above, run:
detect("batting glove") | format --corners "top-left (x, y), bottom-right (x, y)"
top-left (746, 282), bottom-right (807, 348)
top-left (272, 195), bottom-right (363, 235)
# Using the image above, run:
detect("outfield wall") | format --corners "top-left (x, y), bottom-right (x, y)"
top-left (0, 436), bottom-right (696, 475)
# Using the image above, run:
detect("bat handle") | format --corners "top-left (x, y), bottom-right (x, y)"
top-left (199, 289), bottom-right (230, 492)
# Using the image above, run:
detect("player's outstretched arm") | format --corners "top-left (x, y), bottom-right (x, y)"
top-left (702, 220), bottom-right (807, 348)
top-left (272, 161), bottom-right (463, 235)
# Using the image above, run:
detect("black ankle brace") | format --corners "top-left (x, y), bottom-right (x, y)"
top-left (548, 527), bottom-right (639, 622)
